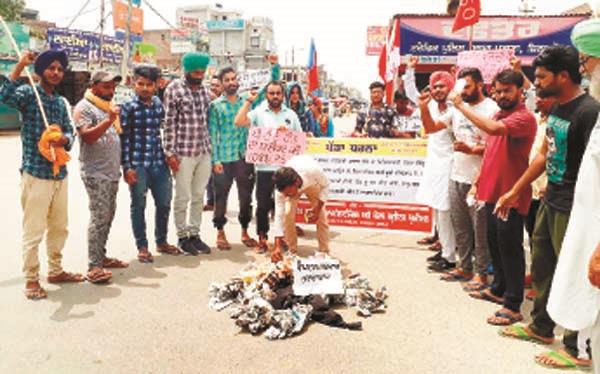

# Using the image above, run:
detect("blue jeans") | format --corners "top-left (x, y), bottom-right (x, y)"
top-left (129, 164), bottom-right (172, 250)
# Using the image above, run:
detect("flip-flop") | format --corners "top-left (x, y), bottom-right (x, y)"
top-left (241, 238), bottom-right (258, 248)
top-left (102, 257), bottom-right (129, 268)
top-left (487, 310), bottom-right (523, 326)
top-left (137, 251), bottom-right (154, 263)
top-left (462, 281), bottom-right (488, 292)
top-left (440, 269), bottom-right (473, 282)
top-left (47, 271), bottom-right (85, 283)
top-left (417, 236), bottom-right (436, 245)
top-left (498, 325), bottom-right (555, 345)
top-left (217, 238), bottom-right (232, 251)
top-left (157, 243), bottom-right (182, 256)
top-left (24, 287), bottom-right (47, 300)
top-left (468, 289), bottom-right (504, 305)
top-left (535, 349), bottom-right (592, 369)
top-left (85, 268), bottom-right (112, 284)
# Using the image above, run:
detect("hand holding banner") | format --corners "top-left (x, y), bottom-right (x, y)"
top-left (246, 127), bottom-right (307, 166)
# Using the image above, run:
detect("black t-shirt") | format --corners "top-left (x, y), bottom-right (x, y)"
top-left (544, 93), bottom-right (600, 212)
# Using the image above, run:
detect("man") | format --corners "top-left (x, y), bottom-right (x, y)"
top-left (121, 65), bottom-right (181, 263)
top-left (352, 81), bottom-right (396, 138)
top-left (209, 58), bottom-right (279, 250)
top-left (0, 50), bottom-right (83, 299)
top-left (203, 74), bottom-right (224, 212)
top-left (234, 81), bottom-right (302, 253)
top-left (73, 70), bottom-right (127, 283)
top-left (421, 68), bottom-right (498, 279)
top-left (411, 69), bottom-right (456, 272)
top-left (497, 45), bottom-right (600, 369)
top-left (546, 19), bottom-right (600, 371)
top-left (270, 154), bottom-right (330, 263)
top-left (449, 70), bottom-right (536, 326)
top-left (391, 90), bottom-right (417, 139)
top-left (163, 52), bottom-right (213, 255)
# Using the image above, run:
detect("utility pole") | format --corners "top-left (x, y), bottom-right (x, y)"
top-left (121, 0), bottom-right (133, 80)
top-left (99, 0), bottom-right (105, 67)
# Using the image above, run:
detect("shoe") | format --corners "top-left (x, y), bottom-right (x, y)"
top-left (427, 258), bottom-right (456, 273)
top-left (426, 251), bottom-right (442, 263)
top-left (179, 237), bottom-right (199, 256)
top-left (190, 236), bottom-right (211, 254)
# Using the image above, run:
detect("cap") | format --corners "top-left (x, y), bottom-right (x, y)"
top-left (91, 70), bottom-right (123, 84)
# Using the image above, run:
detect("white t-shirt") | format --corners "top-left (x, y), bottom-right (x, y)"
top-left (439, 98), bottom-right (499, 184)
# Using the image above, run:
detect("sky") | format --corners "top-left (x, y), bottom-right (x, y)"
top-left (25, 0), bottom-right (597, 96)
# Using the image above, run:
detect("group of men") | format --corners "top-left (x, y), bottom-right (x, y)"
top-left (1, 50), bottom-right (331, 299)
top-left (409, 19), bottom-right (600, 371)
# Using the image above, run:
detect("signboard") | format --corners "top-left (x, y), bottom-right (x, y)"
top-left (0, 22), bottom-right (29, 61)
top-left (132, 42), bottom-right (157, 63)
top-left (238, 69), bottom-right (271, 91)
top-left (47, 28), bottom-right (124, 65)
top-left (297, 138), bottom-right (432, 232)
top-left (206, 19), bottom-right (245, 31)
top-left (366, 26), bottom-right (388, 56)
top-left (394, 114), bottom-right (422, 133)
top-left (112, 0), bottom-right (144, 35)
top-left (170, 28), bottom-right (195, 54)
top-left (292, 258), bottom-right (344, 296)
top-left (246, 127), bottom-right (307, 166)
top-left (399, 16), bottom-right (586, 64)
top-left (179, 16), bottom-right (199, 30)
top-left (456, 49), bottom-right (514, 83)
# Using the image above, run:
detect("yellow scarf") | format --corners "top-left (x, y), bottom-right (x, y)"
top-left (84, 89), bottom-right (122, 134)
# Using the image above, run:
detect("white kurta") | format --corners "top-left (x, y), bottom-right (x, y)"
top-left (415, 102), bottom-right (455, 211)
top-left (547, 119), bottom-right (600, 331)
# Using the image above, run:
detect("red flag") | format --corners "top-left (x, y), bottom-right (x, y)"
top-left (378, 18), bottom-right (400, 105)
top-left (307, 39), bottom-right (319, 94)
top-left (452, 0), bottom-right (481, 33)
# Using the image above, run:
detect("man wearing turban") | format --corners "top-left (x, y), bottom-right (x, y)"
top-left (163, 52), bottom-right (213, 255)
top-left (0, 50), bottom-right (84, 300)
top-left (543, 18), bottom-right (600, 371)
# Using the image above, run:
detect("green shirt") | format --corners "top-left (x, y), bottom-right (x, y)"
top-left (208, 64), bottom-right (280, 165)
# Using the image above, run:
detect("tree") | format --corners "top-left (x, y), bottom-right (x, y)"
top-left (0, 0), bottom-right (25, 22)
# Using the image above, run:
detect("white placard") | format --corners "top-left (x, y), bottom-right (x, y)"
top-left (292, 258), bottom-right (344, 296)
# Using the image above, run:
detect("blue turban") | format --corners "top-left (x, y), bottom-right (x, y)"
top-left (34, 49), bottom-right (68, 77)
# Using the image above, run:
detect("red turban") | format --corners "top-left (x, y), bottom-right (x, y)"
top-left (429, 71), bottom-right (455, 91)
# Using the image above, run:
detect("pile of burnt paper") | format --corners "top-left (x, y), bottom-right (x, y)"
top-left (208, 259), bottom-right (388, 340)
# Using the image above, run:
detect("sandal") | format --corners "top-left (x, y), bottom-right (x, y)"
top-left (137, 250), bottom-right (154, 263)
top-left (487, 309), bottom-right (523, 326)
top-left (217, 236), bottom-right (232, 251)
top-left (47, 271), bottom-right (85, 284)
top-left (417, 235), bottom-right (437, 245)
top-left (157, 243), bottom-right (182, 256)
top-left (24, 282), bottom-right (47, 300)
top-left (428, 241), bottom-right (442, 252)
top-left (535, 349), bottom-right (592, 369)
top-left (468, 289), bottom-right (504, 305)
top-left (440, 269), bottom-right (473, 282)
top-left (463, 281), bottom-right (488, 292)
top-left (254, 241), bottom-right (269, 254)
top-left (85, 267), bottom-right (112, 284)
top-left (241, 237), bottom-right (258, 248)
top-left (102, 257), bottom-right (129, 268)
top-left (499, 325), bottom-right (555, 345)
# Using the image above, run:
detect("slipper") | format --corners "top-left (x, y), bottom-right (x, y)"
top-left (440, 269), bottom-right (473, 282)
top-left (487, 310), bottom-right (523, 326)
top-left (535, 349), bottom-right (592, 369)
top-left (241, 238), bottom-right (258, 248)
top-left (47, 271), bottom-right (85, 284)
top-left (217, 237), bottom-right (232, 251)
top-left (428, 242), bottom-right (442, 252)
top-left (498, 325), bottom-right (555, 345)
top-left (468, 289), bottom-right (504, 305)
top-left (254, 241), bottom-right (269, 254)
top-left (137, 251), bottom-right (154, 263)
top-left (462, 281), bottom-right (488, 292)
top-left (85, 268), bottom-right (112, 284)
top-left (417, 235), bottom-right (437, 245)
top-left (157, 243), bottom-right (182, 256)
top-left (24, 286), bottom-right (47, 300)
top-left (102, 257), bottom-right (129, 268)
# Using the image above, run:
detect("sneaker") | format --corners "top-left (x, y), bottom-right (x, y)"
top-left (190, 236), bottom-right (211, 254)
top-left (426, 251), bottom-right (442, 263)
top-left (427, 258), bottom-right (456, 273)
top-left (179, 237), bottom-right (199, 256)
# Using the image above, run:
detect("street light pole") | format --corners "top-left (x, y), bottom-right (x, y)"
top-left (121, 0), bottom-right (133, 80)
top-left (99, 0), bottom-right (105, 67)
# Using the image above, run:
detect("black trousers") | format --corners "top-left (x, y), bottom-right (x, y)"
top-left (524, 198), bottom-right (541, 242)
top-left (255, 171), bottom-right (275, 237)
top-left (486, 203), bottom-right (525, 313)
top-left (212, 160), bottom-right (255, 230)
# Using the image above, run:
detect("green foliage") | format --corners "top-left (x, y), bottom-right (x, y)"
top-left (0, 0), bottom-right (26, 22)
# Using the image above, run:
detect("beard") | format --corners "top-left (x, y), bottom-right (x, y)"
top-left (462, 90), bottom-right (479, 103)
top-left (588, 68), bottom-right (600, 102)
top-left (497, 97), bottom-right (519, 110)
top-left (536, 85), bottom-right (561, 98)
top-left (268, 98), bottom-right (282, 109)
top-left (224, 84), bottom-right (239, 96)
top-left (185, 75), bottom-right (203, 86)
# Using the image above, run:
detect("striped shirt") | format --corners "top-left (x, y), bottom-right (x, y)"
top-left (0, 80), bottom-right (74, 180)
top-left (163, 78), bottom-right (211, 158)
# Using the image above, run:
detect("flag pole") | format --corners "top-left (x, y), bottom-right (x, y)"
top-left (468, 25), bottom-right (474, 50)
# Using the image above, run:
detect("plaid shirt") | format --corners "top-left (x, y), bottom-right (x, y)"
top-left (163, 79), bottom-right (211, 158)
top-left (0, 80), bottom-right (74, 180)
top-left (119, 95), bottom-right (166, 171)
